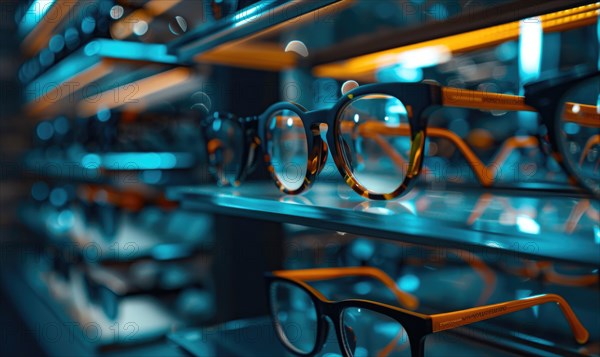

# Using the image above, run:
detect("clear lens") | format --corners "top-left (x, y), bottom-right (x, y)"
top-left (556, 75), bottom-right (600, 195)
top-left (342, 307), bottom-right (411, 357)
top-left (266, 109), bottom-right (308, 191)
top-left (205, 114), bottom-right (244, 186)
top-left (270, 281), bottom-right (318, 354)
top-left (337, 94), bottom-right (411, 194)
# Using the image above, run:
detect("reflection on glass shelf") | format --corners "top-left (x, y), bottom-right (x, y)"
top-left (169, 182), bottom-right (600, 266)
top-left (20, 199), bottom-right (213, 262)
top-left (23, 39), bottom-right (194, 119)
top-left (23, 150), bottom-right (198, 187)
top-left (170, 0), bottom-right (344, 64)
top-left (169, 316), bottom-right (558, 357)
top-left (11, 253), bottom-right (185, 348)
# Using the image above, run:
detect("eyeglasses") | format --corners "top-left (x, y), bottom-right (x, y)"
top-left (206, 70), bottom-right (598, 200)
top-left (78, 185), bottom-right (177, 241)
top-left (83, 257), bottom-right (209, 320)
top-left (265, 267), bottom-right (589, 357)
top-left (201, 112), bottom-right (260, 186)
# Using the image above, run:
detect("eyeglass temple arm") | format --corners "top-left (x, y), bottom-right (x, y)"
top-left (341, 92), bottom-right (593, 173)
top-left (442, 89), bottom-right (599, 125)
top-left (564, 102), bottom-right (600, 127)
top-left (342, 122), bottom-right (538, 187)
top-left (441, 87), bottom-right (535, 111)
top-left (274, 267), bottom-right (419, 310)
top-left (430, 293), bottom-right (589, 344)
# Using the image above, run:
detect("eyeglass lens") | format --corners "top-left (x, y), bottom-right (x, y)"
top-left (266, 109), bottom-right (308, 191)
top-left (270, 281), bottom-right (318, 354)
top-left (342, 307), bottom-right (411, 357)
top-left (337, 94), bottom-right (412, 195)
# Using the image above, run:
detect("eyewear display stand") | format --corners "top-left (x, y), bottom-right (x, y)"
top-left (0, 251), bottom-right (187, 356)
top-left (167, 315), bottom-right (585, 357)
top-left (5, 0), bottom-right (599, 356)
top-left (168, 182), bottom-right (599, 267)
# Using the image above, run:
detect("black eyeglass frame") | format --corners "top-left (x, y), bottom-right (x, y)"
top-left (201, 112), bottom-right (260, 186)
top-left (524, 69), bottom-right (599, 197)
top-left (264, 273), bottom-right (431, 357)
top-left (255, 83), bottom-right (439, 200)
top-left (265, 269), bottom-right (588, 357)
top-left (204, 69), bottom-right (599, 199)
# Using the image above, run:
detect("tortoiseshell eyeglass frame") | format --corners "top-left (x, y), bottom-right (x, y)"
top-left (256, 83), bottom-right (439, 200)
top-left (205, 70), bottom-right (598, 199)
top-left (255, 70), bottom-right (598, 200)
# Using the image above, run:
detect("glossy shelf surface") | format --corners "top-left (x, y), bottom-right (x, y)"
top-left (168, 0), bottom-right (343, 64)
top-left (167, 0), bottom-right (592, 75)
top-left (169, 182), bottom-right (600, 266)
top-left (0, 249), bottom-right (187, 355)
top-left (169, 315), bottom-right (578, 357)
top-left (24, 39), bottom-right (192, 119)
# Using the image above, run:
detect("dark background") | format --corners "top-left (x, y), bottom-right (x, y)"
top-left (1, 1), bottom-right (44, 355)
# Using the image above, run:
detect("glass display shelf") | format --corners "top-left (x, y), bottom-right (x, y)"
top-left (166, 0), bottom-right (593, 75)
top-left (19, 0), bottom-right (96, 57)
top-left (20, 152), bottom-right (203, 188)
top-left (310, 2), bottom-right (598, 80)
top-left (20, 199), bottom-right (213, 263)
top-left (0, 248), bottom-right (188, 356)
top-left (169, 316), bottom-right (578, 357)
top-left (168, 182), bottom-right (600, 266)
top-left (167, 0), bottom-right (346, 67)
top-left (23, 39), bottom-right (200, 119)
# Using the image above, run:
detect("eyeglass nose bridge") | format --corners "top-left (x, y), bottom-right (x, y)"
top-left (306, 128), bottom-right (328, 178)
top-left (317, 306), bottom-right (352, 357)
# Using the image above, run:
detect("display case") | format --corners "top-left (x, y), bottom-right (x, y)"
top-left (1, 1), bottom-right (598, 356)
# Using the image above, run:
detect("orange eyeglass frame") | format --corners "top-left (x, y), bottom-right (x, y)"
top-left (266, 266), bottom-right (589, 357)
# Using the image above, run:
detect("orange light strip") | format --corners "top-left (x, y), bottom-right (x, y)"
top-left (110, 0), bottom-right (181, 40)
top-left (144, 0), bottom-right (181, 16)
top-left (26, 59), bottom-right (116, 118)
top-left (192, 0), bottom-right (353, 69)
top-left (110, 9), bottom-right (152, 40)
top-left (196, 42), bottom-right (297, 71)
top-left (21, 0), bottom-right (80, 56)
top-left (76, 66), bottom-right (191, 118)
top-left (313, 4), bottom-right (600, 80)
top-left (442, 87), bottom-right (535, 112)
